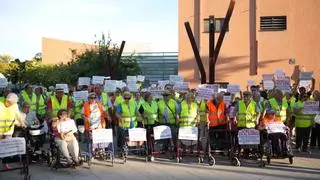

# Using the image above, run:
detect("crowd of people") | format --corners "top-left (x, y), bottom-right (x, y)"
top-left (0, 80), bottom-right (319, 169)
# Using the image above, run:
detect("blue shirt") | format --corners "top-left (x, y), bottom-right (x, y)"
top-left (116, 103), bottom-right (139, 128)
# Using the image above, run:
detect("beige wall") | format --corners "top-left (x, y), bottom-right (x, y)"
top-left (179, 0), bottom-right (320, 90)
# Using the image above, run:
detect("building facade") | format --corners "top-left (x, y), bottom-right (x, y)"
top-left (179, 0), bottom-right (320, 89)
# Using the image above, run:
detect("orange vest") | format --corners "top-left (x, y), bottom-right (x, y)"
top-left (207, 101), bottom-right (226, 127)
top-left (83, 102), bottom-right (105, 131)
top-left (261, 116), bottom-right (281, 129)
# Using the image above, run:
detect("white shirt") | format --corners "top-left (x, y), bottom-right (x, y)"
top-left (81, 103), bottom-right (105, 129)
top-left (57, 118), bottom-right (77, 134)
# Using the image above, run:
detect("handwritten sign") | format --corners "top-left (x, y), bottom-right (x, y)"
top-left (238, 129), bottom-right (260, 145)
top-left (299, 72), bottom-right (313, 80)
top-left (173, 82), bottom-right (189, 92)
top-left (92, 128), bottom-right (113, 144)
top-left (127, 81), bottom-right (138, 92)
top-left (127, 76), bottom-right (137, 83)
top-left (197, 88), bottom-right (214, 100)
top-left (275, 79), bottom-right (291, 92)
top-left (169, 75), bottom-right (184, 84)
top-left (266, 123), bottom-right (287, 134)
top-left (104, 80), bottom-right (117, 92)
top-left (158, 80), bottom-right (170, 89)
top-left (227, 84), bottom-right (240, 93)
top-left (153, 125), bottom-right (172, 140)
top-left (274, 69), bottom-right (285, 78)
top-left (129, 128), bottom-right (147, 142)
top-left (263, 81), bottom-right (274, 90)
top-left (115, 81), bottom-right (126, 89)
top-left (73, 91), bottom-right (88, 101)
top-left (91, 76), bottom-right (105, 85)
top-left (303, 101), bottom-right (319, 115)
top-left (56, 84), bottom-right (69, 93)
top-left (199, 84), bottom-right (219, 93)
top-left (0, 138), bottom-right (26, 158)
top-left (137, 75), bottom-right (145, 82)
top-left (178, 127), bottom-right (198, 141)
top-left (299, 80), bottom-right (312, 90)
top-left (0, 78), bottom-right (8, 88)
top-left (78, 77), bottom-right (91, 86)
top-left (262, 74), bottom-right (274, 81)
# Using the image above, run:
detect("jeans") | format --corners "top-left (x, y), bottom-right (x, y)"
top-left (296, 127), bottom-right (311, 150)
top-left (310, 123), bottom-right (320, 148)
top-left (54, 136), bottom-right (79, 163)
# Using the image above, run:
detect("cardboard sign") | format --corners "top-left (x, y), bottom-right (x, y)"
top-left (173, 82), bottom-right (189, 92)
top-left (275, 79), bottom-right (291, 92)
top-left (73, 91), bottom-right (88, 101)
top-left (274, 69), bottom-right (285, 78)
top-left (178, 127), bottom-right (198, 141)
top-left (303, 101), bottom-right (320, 115)
top-left (247, 80), bottom-right (256, 87)
top-left (299, 72), bottom-right (313, 80)
top-left (197, 88), bottom-right (214, 100)
top-left (78, 77), bottom-right (91, 86)
top-left (266, 123), bottom-right (287, 134)
top-left (92, 128), bottom-right (113, 144)
top-left (238, 129), bottom-right (260, 145)
top-left (0, 138), bottom-right (26, 158)
top-left (153, 125), bottom-right (172, 140)
top-left (262, 74), bottom-right (274, 81)
top-left (227, 84), bottom-right (240, 94)
top-left (104, 80), bottom-right (117, 92)
top-left (169, 75), bottom-right (184, 84)
top-left (128, 128), bottom-right (147, 142)
top-left (263, 81), bottom-right (274, 90)
top-left (127, 81), bottom-right (138, 92)
top-left (0, 78), bottom-right (8, 88)
top-left (137, 75), bottom-right (145, 82)
top-left (92, 76), bottom-right (105, 85)
top-left (56, 84), bottom-right (69, 93)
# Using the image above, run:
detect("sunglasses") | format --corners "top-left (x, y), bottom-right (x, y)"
top-left (163, 94), bottom-right (169, 97)
top-left (89, 96), bottom-right (96, 99)
top-left (124, 97), bottom-right (131, 100)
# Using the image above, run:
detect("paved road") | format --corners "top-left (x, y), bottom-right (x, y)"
top-left (1, 150), bottom-right (320, 180)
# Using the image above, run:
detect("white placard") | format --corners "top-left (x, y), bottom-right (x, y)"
top-left (199, 84), bottom-right (220, 93)
top-left (127, 76), bottom-right (137, 83)
top-left (303, 101), bottom-right (319, 115)
top-left (238, 129), bottom-right (260, 145)
top-left (275, 69), bottom-right (285, 78)
top-left (266, 123), bottom-right (287, 134)
top-left (197, 88), bottom-right (214, 100)
top-left (173, 82), bottom-right (189, 92)
top-left (150, 90), bottom-right (164, 99)
top-left (314, 114), bottom-right (320, 124)
top-left (227, 84), bottom-right (240, 93)
top-left (275, 79), bottom-right (291, 92)
top-left (299, 80), bottom-right (312, 90)
top-left (247, 80), bottom-right (256, 86)
top-left (59, 120), bottom-right (77, 133)
top-left (115, 81), bottom-right (126, 89)
top-left (0, 137), bottom-right (26, 158)
top-left (262, 74), bottom-right (274, 81)
top-left (129, 128), bottom-right (147, 142)
top-left (153, 125), bottom-right (172, 140)
top-left (78, 77), bottom-right (91, 86)
top-left (104, 80), bottom-right (117, 92)
top-left (299, 72), bottom-right (313, 80)
top-left (169, 75), bottom-right (184, 84)
top-left (92, 76), bottom-right (105, 85)
top-left (92, 128), bottom-right (113, 144)
top-left (0, 78), bottom-right (8, 88)
top-left (73, 91), bottom-right (88, 101)
top-left (137, 75), bottom-right (145, 82)
top-left (178, 127), bottom-right (198, 141)
top-left (56, 84), bottom-right (69, 93)
top-left (158, 80), bottom-right (170, 89)
top-left (127, 81), bottom-right (138, 92)
top-left (263, 80), bottom-right (274, 90)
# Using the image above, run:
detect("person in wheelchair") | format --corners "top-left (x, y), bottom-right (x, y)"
top-left (52, 109), bottom-right (80, 166)
top-left (260, 109), bottom-right (292, 157)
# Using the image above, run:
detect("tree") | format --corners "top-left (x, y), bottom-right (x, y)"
top-left (0, 54), bottom-right (13, 63)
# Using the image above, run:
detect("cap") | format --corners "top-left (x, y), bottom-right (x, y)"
top-left (6, 93), bottom-right (19, 103)
top-left (123, 91), bottom-right (131, 97)
top-left (55, 88), bottom-right (64, 92)
top-left (266, 109), bottom-right (276, 114)
top-left (88, 92), bottom-right (96, 98)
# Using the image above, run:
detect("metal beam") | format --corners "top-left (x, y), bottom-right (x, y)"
top-left (249, 0), bottom-right (258, 75)
top-left (184, 21), bottom-right (207, 84)
top-left (113, 41), bottom-right (126, 79)
top-left (209, 16), bottom-right (216, 84)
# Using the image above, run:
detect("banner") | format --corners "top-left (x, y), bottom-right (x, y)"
top-left (238, 129), bottom-right (260, 145)
top-left (0, 138), bottom-right (26, 158)
top-left (78, 77), bottom-right (91, 86)
top-left (128, 128), bottom-right (147, 142)
top-left (169, 75), bottom-right (184, 84)
top-left (137, 75), bottom-right (145, 82)
top-left (303, 101), bottom-right (320, 115)
top-left (92, 128), bottom-right (113, 144)
top-left (153, 125), bottom-right (172, 140)
top-left (275, 79), bottom-right (291, 92)
top-left (104, 80), bottom-right (117, 92)
top-left (173, 82), bottom-right (189, 92)
top-left (56, 84), bottom-right (69, 93)
top-left (0, 78), bottom-right (8, 88)
top-left (197, 88), bottom-right (214, 100)
top-left (227, 84), bottom-right (240, 93)
top-left (92, 76), bottom-right (105, 85)
top-left (73, 91), bottom-right (88, 101)
top-left (178, 127), bottom-right (198, 141)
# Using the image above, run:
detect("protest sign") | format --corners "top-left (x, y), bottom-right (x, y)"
top-left (275, 78), bottom-right (291, 92)
top-left (173, 82), bottom-right (189, 92)
top-left (303, 101), bottom-right (320, 115)
top-left (266, 123), bottom-right (286, 134)
top-left (104, 80), bottom-right (117, 92)
top-left (247, 80), bottom-right (256, 87)
top-left (0, 78), bottom-right (8, 88)
top-left (274, 69), bottom-right (285, 78)
top-left (262, 74), bottom-right (274, 81)
top-left (237, 129), bottom-right (260, 145)
top-left (197, 88), bottom-right (214, 100)
top-left (153, 125), bottom-right (172, 140)
top-left (115, 81), bottom-right (126, 89)
top-left (129, 128), bottom-right (147, 142)
top-left (78, 77), bottom-right (91, 86)
top-left (178, 127), bottom-right (198, 141)
top-left (299, 72), bottom-right (313, 80)
top-left (73, 91), bottom-right (88, 101)
top-left (92, 76), bottom-right (105, 85)
top-left (56, 84), bottom-right (69, 93)
top-left (199, 84), bottom-right (219, 93)
top-left (59, 120), bottom-right (77, 133)
top-left (169, 75), bottom-right (184, 84)
top-left (263, 80), bottom-right (274, 90)
top-left (0, 138), bottom-right (26, 158)
top-left (223, 95), bottom-right (232, 107)
top-left (137, 75), bottom-right (145, 82)
top-left (92, 129), bottom-right (113, 144)
top-left (127, 76), bottom-right (137, 83)
top-left (227, 84), bottom-right (240, 93)
top-left (127, 81), bottom-right (138, 92)
top-left (299, 80), bottom-right (312, 90)
top-left (158, 80), bottom-right (170, 89)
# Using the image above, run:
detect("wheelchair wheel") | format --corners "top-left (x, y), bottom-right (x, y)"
top-left (231, 157), bottom-right (240, 167)
top-left (208, 156), bottom-right (215, 167)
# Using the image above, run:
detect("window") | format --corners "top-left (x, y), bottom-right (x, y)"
top-left (260, 16), bottom-right (287, 31)
top-left (204, 18), bottom-right (229, 33)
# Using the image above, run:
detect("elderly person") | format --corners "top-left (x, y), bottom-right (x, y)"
top-left (20, 84), bottom-right (37, 111)
top-left (35, 87), bottom-right (46, 120)
top-left (310, 91), bottom-right (320, 149)
top-left (53, 109), bottom-right (80, 166)
top-left (265, 89), bottom-right (290, 124)
top-left (47, 88), bottom-right (72, 118)
top-left (0, 87), bottom-right (12, 102)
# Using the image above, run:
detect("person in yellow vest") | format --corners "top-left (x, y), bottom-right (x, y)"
top-left (139, 92), bottom-right (158, 161)
top-left (35, 87), bottom-right (46, 120)
top-left (235, 91), bottom-right (261, 129)
top-left (20, 84), bottom-right (37, 111)
top-left (284, 92), bottom-right (296, 137)
top-left (265, 89), bottom-right (291, 124)
top-left (198, 96), bottom-right (207, 151)
top-left (95, 85), bottom-right (111, 111)
top-left (47, 88), bottom-right (72, 119)
top-left (0, 93), bottom-right (26, 169)
top-left (294, 94), bottom-right (315, 153)
top-left (115, 91), bottom-right (140, 149)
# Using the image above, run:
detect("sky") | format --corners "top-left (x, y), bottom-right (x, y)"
top-left (0, 0), bottom-right (178, 60)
